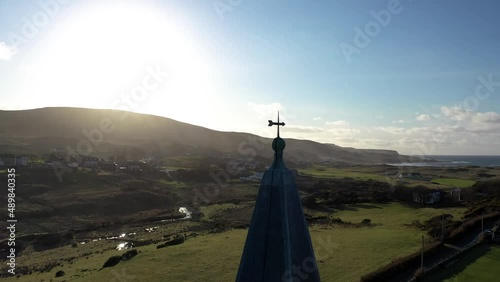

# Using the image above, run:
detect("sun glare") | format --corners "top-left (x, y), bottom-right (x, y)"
top-left (23, 1), bottom-right (216, 123)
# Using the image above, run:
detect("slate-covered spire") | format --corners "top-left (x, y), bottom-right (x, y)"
top-left (236, 113), bottom-right (320, 282)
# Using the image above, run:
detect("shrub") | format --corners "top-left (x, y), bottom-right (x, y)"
top-left (424, 214), bottom-right (455, 240)
top-left (330, 217), bottom-right (344, 224)
top-left (157, 235), bottom-right (185, 249)
top-left (121, 249), bottom-right (138, 261)
top-left (447, 211), bottom-right (500, 243)
top-left (103, 256), bottom-right (122, 268)
top-left (302, 195), bottom-right (317, 208)
top-left (477, 233), bottom-right (489, 243)
top-left (55, 270), bottom-right (65, 277)
top-left (414, 267), bottom-right (425, 278)
top-left (361, 219), bottom-right (372, 225)
top-left (472, 178), bottom-right (500, 195)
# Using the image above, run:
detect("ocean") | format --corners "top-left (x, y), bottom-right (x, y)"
top-left (389, 155), bottom-right (500, 167)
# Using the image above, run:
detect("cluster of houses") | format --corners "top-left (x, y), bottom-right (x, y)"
top-left (63, 157), bottom-right (152, 172)
top-left (413, 189), bottom-right (442, 204)
top-left (412, 188), bottom-right (464, 205)
top-left (0, 154), bottom-right (28, 167)
top-left (1, 153), bottom-right (266, 176)
top-left (0, 153), bottom-right (156, 172)
top-left (389, 171), bottom-right (465, 205)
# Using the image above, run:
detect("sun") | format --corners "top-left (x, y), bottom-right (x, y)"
top-left (24, 1), bottom-right (216, 124)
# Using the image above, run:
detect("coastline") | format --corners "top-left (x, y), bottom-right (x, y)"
top-left (387, 155), bottom-right (500, 167)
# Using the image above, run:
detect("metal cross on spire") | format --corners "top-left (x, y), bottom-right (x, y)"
top-left (268, 111), bottom-right (285, 137)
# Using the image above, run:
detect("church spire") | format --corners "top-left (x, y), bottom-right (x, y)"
top-left (236, 115), bottom-right (320, 282)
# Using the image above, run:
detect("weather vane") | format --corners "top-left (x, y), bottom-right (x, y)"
top-left (268, 111), bottom-right (285, 137)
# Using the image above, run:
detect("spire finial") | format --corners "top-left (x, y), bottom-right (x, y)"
top-left (268, 111), bottom-right (285, 137)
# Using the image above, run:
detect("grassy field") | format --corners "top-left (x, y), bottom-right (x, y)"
top-left (431, 178), bottom-right (476, 188)
top-left (299, 165), bottom-right (495, 189)
top-left (199, 203), bottom-right (241, 221)
top-left (5, 164), bottom-right (490, 281)
top-left (8, 202), bottom-right (466, 282)
top-left (299, 165), bottom-right (390, 182)
top-left (425, 244), bottom-right (500, 282)
top-left (165, 156), bottom-right (209, 168)
top-left (330, 202), bottom-right (465, 226)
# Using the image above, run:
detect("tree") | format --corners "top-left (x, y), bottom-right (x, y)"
top-left (302, 195), bottom-right (317, 208)
top-left (361, 218), bottom-right (372, 225)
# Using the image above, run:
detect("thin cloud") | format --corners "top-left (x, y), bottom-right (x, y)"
top-left (326, 120), bottom-right (349, 126)
top-left (473, 112), bottom-right (500, 123)
top-left (247, 102), bottom-right (284, 119)
top-left (392, 119), bottom-right (408, 124)
top-left (440, 106), bottom-right (470, 121)
top-left (285, 126), bottom-right (323, 133)
top-left (0, 42), bottom-right (16, 60)
top-left (416, 114), bottom-right (430, 121)
top-left (440, 106), bottom-right (500, 125)
top-left (376, 126), bottom-right (406, 134)
top-left (326, 128), bottom-right (360, 136)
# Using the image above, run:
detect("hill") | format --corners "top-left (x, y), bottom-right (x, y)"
top-left (0, 107), bottom-right (411, 164)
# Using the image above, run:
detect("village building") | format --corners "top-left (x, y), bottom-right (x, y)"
top-left (0, 154), bottom-right (28, 166)
top-left (413, 189), bottom-right (442, 204)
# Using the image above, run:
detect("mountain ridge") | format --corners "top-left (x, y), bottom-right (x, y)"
top-left (0, 107), bottom-right (411, 164)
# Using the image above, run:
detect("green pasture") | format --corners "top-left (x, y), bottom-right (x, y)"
top-left (426, 245), bottom-right (500, 282)
top-left (9, 202), bottom-right (466, 282)
top-left (431, 178), bottom-right (476, 188)
top-left (299, 166), bottom-right (389, 182)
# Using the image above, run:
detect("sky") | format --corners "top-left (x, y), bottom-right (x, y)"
top-left (1, 0), bottom-right (500, 155)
